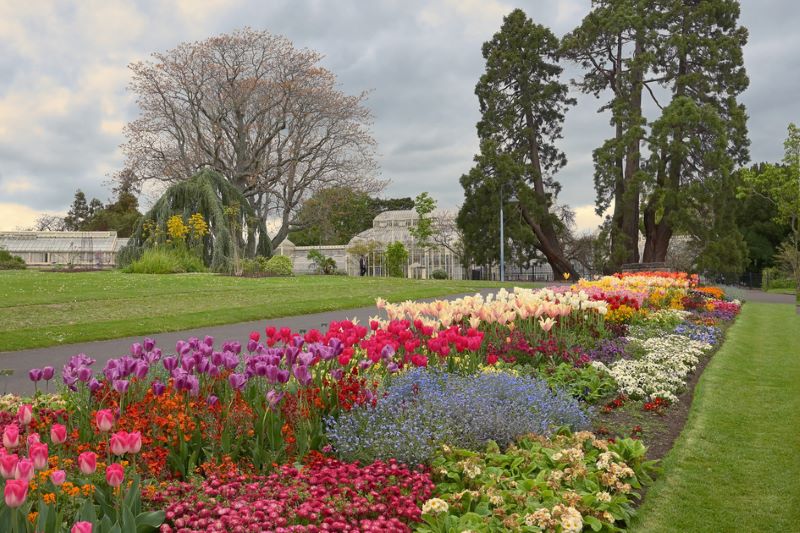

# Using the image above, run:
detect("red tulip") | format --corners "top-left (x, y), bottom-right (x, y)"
top-left (71, 522), bottom-right (92, 533)
top-left (95, 409), bottom-right (115, 432)
top-left (17, 404), bottom-right (33, 426)
top-left (50, 469), bottom-right (66, 485)
top-left (249, 331), bottom-right (260, 342)
top-left (109, 431), bottom-right (128, 456)
top-left (78, 451), bottom-right (97, 475)
top-left (4, 479), bottom-right (27, 508)
top-left (29, 442), bottom-right (49, 470)
top-left (15, 458), bottom-right (34, 482)
top-left (126, 431), bottom-right (142, 454)
top-left (2, 424), bottom-right (20, 450)
top-left (0, 453), bottom-right (18, 479)
top-left (106, 463), bottom-right (124, 487)
top-left (50, 423), bottom-right (67, 445)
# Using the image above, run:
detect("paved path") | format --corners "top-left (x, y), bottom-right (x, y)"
top-left (0, 289), bottom-right (499, 396)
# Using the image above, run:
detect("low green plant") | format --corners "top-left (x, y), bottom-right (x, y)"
top-left (420, 431), bottom-right (655, 533)
top-left (541, 362), bottom-right (618, 404)
top-left (264, 255), bottom-right (294, 276)
top-left (385, 241), bottom-right (408, 278)
top-left (123, 248), bottom-right (206, 274)
top-left (0, 248), bottom-right (26, 270)
top-left (307, 250), bottom-right (336, 275)
top-left (431, 269), bottom-right (448, 280)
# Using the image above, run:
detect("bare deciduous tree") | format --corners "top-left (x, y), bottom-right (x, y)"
top-left (120, 28), bottom-right (382, 250)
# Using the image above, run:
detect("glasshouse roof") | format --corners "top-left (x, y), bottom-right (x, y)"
top-left (0, 231), bottom-right (121, 253)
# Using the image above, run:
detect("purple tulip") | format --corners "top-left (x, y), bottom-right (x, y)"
top-left (328, 338), bottom-right (343, 357)
top-left (211, 351), bottom-right (224, 366)
top-left (291, 336), bottom-right (304, 348)
top-left (145, 348), bottom-right (162, 364)
top-left (228, 373), bottom-right (247, 391)
top-left (28, 369), bottom-right (43, 382)
top-left (330, 368), bottom-right (344, 381)
top-left (380, 344), bottom-right (396, 360)
top-left (77, 366), bottom-right (93, 382)
top-left (206, 395), bottom-right (219, 407)
top-left (176, 340), bottom-right (186, 354)
top-left (112, 379), bottom-right (129, 394)
top-left (203, 335), bottom-right (214, 347)
top-left (134, 361), bottom-right (149, 380)
top-left (208, 366), bottom-right (220, 378)
top-left (162, 356), bottom-right (178, 372)
top-left (88, 378), bottom-right (102, 393)
top-left (42, 366), bottom-right (55, 381)
top-left (151, 380), bottom-right (165, 396)
top-left (293, 364), bottom-right (312, 387)
top-left (143, 338), bottom-right (155, 352)
top-left (297, 351), bottom-right (314, 367)
top-left (223, 354), bottom-right (239, 370)
top-left (387, 362), bottom-right (400, 373)
top-left (358, 360), bottom-right (372, 370)
top-left (277, 369), bottom-right (290, 384)
top-left (254, 361), bottom-right (269, 377)
top-left (130, 343), bottom-right (143, 358)
top-left (264, 365), bottom-right (279, 383)
top-left (266, 390), bottom-right (284, 409)
top-left (187, 375), bottom-right (200, 397)
top-left (247, 339), bottom-right (258, 353)
top-left (188, 337), bottom-right (200, 350)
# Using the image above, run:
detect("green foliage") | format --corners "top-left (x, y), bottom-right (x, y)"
top-left (307, 249), bottom-right (337, 275)
top-left (431, 269), bottom-right (448, 280)
top-left (124, 248), bottom-right (206, 274)
top-left (264, 255), bottom-right (294, 276)
top-left (0, 248), bottom-right (26, 270)
top-left (458, 9), bottom-right (576, 280)
top-left (409, 192), bottom-right (436, 247)
top-left (422, 432), bottom-right (655, 532)
top-left (385, 241), bottom-right (408, 277)
top-left (289, 187), bottom-right (415, 246)
top-left (542, 362), bottom-right (618, 405)
top-left (125, 170), bottom-right (270, 273)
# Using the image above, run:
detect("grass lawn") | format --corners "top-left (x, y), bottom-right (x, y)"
top-left (766, 287), bottom-right (796, 295)
top-left (0, 270), bottom-right (521, 352)
top-left (631, 302), bottom-right (800, 532)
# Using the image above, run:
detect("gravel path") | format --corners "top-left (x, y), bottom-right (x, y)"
top-left (0, 289), bottom-right (499, 396)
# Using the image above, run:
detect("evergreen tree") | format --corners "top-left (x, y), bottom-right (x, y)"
top-left (641, 0), bottom-right (749, 262)
top-left (64, 190), bottom-right (91, 231)
top-left (458, 9), bottom-right (577, 280)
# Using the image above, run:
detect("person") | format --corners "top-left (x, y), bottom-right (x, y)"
top-left (359, 256), bottom-right (367, 276)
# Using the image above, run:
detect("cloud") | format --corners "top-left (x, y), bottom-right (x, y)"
top-left (0, 203), bottom-right (63, 231)
top-left (0, 0), bottom-right (798, 233)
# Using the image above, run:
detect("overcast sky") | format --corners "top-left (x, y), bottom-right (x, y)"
top-left (1, 0), bottom-right (798, 232)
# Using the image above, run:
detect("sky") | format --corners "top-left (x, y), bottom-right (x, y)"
top-left (0, 0), bottom-right (798, 232)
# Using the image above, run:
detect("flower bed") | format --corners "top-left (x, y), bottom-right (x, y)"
top-left (0, 272), bottom-right (741, 532)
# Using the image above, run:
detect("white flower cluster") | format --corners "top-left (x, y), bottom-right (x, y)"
top-left (593, 334), bottom-right (711, 402)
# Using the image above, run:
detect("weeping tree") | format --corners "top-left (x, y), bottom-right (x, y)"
top-left (124, 170), bottom-right (270, 272)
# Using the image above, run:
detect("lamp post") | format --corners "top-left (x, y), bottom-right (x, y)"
top-left (500, 186), bottom-right (505, 282)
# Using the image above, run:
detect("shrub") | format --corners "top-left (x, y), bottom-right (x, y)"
top-left (240, 258), bottom-right (260, 275)
top-left (124, 248), bottom-right (206, 274)
top-left (431, 269), bottom-right (448, 280)
top-left (307, 249), bottom-right (336, 274)
top-left (385, 241), bottom-right (408, 277)
top-left (0, 248), bottom-right (26, 270)
top-left (326, 369), bottom-right (589, 465)
top-left (263, 255), bottom-right (293, 276)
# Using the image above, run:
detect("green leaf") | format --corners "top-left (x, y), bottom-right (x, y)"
top-left (584, 515), bottom-right (603, 532)
top-left (136, 511), bottom-right (166, 532)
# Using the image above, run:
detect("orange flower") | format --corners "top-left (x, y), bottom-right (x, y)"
top-left (43, 493), bottom-right (56, 505)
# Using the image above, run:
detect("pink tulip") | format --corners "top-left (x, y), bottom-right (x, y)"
top-left (71, 522), bottom-right (92, 533)
top-left (78, 451), bottom-right (97, 475)
top-left (30, 442), bottom-right (49, 470)
top-left (109, 431), bottom-right (128, 456)
top-left (15, 458), bottom-right (34, 482)
top-left (95, 409), bottom-right (115, 432)
top-left (50, 469), bottom-right (66, 485)
top-left (538, 316), bottom-right (556, 333)
top-left (3, 424), bottom-right (20, 449)
top-left (105, 463), bottom-right (124, 487)
top-left (126, 431), bottom-right (142, 454)
top-left (50, 423), bottom-right (67, 445)
top-left (27, 432), bottom-right (40, 448)
top-left (17, 404), bottom-right (33, 426)
top-left (0, 453), bottom-right (18, 479)
top-left (4, 479), bottom-right (27, 508)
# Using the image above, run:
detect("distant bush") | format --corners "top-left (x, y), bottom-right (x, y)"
top-left (0, 248), bottom-right (26, 270)
top-left (124, 248), bottom-right (206, 274)
top-left (307, 249), bottom-right (337, 275)
top-left (264, 255), bottom-right (293, 276)
top-left (431, 269), bottom-right (448, 280)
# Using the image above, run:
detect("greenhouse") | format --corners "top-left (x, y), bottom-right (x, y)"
top-left (0, 231), bottom-right (129, 267)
